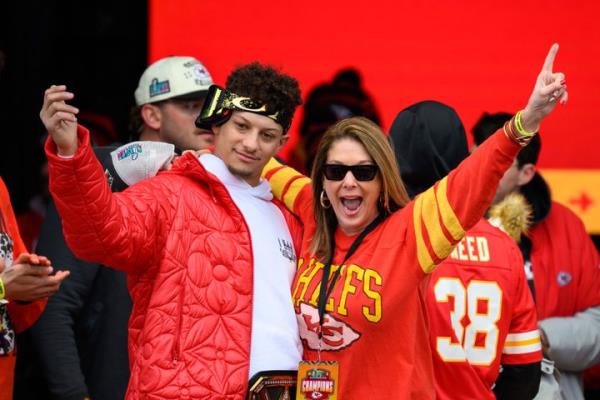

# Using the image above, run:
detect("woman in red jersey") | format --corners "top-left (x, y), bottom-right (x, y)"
top-left (262, 44), bottom-right (567, 399)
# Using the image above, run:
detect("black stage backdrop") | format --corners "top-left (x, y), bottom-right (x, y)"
top-left (0, 0), bottom-right (147, 214)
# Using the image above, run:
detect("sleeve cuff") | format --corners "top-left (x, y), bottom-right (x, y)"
top-left (45, 124), bottom-right (91, 161)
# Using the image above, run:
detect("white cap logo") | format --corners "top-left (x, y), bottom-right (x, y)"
top-left (111, 142), bottom-right (176, 186)
top-left (134, 56), bottom-right (213, 105)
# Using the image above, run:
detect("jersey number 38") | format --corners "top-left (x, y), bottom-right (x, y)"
top-left (434, 278), bottom-right (502, 366)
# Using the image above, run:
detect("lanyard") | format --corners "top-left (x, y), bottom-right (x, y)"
top-left (316, 212), bottom-right (387, 339)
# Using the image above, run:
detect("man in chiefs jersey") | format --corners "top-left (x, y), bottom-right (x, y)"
top-left (388, 100), bottom-right (542, 399)
top-left (472, 112), bottom-right (600, 400)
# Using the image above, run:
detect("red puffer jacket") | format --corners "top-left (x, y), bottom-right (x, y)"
top-left (45, 126), bottom-right (302, 400)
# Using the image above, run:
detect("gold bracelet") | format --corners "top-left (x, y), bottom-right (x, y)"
top-left (515, 111), bottom-right (537, 137)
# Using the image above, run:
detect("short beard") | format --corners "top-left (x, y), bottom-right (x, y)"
top-left (227, 165), bottom-right (253, 179)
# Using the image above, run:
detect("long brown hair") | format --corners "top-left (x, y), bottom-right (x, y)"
top-left (309, 117), bottom-right (410, 260)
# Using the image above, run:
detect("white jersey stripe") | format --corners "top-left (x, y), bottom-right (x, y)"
top-left (503, 341), bottom-right (542, 355)
top-left (505, 330), bottom-right (540, 343)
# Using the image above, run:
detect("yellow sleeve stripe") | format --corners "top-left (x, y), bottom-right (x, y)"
top-left (262, 157), bottom-right (312, 212)
top-left (504, 337), bottom-right (541, 347)
top-left (263, 160), bottom-right (295, 196)
top-left (262, 157), bottom-right (283, 177)
top-left (420, 187), bottom-right (454, 261)
top-left (413, 195), bottom-right (435, 273)
top-left (268, 166), bottom-right (295, 199)
top-left (436, 177), bottom-right (464, 242)
top-left (414, 179), bottom-right (467, 273)
top-left (282, 177), bottom-right (312, 211)
top-left (266, 165), bottom-right (310, 211)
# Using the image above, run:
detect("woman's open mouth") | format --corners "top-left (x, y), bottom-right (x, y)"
top-left (340, 196), bottom-right (362, 216)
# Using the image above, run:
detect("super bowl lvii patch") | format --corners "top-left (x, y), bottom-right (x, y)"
top-left (296, 361), bottom-right (338, 400)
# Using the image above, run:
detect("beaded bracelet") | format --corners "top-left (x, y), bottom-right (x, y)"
top-left (515, 111), bottom-right (537, 137)
top-left (503, 116), bottom-right (535, 147)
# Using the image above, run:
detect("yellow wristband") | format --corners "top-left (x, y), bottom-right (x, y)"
top-left (0, 277), bottom-right (5, 301)
top-left (515, 111), bottom-right (537, 137)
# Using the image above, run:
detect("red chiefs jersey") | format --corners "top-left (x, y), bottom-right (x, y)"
top-left (427, 219), bottom-right (542, 400)
top-left (263, 130), bottom-right (522, 399)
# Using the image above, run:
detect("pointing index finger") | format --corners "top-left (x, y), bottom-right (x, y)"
top-left (542, 43), bottom-right (559, 72)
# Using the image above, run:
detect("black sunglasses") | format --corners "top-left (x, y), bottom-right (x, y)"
top-left (323, 164), bottom-right (378, 181)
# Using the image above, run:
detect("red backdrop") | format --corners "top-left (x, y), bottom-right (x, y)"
top-left (149, 0), bottom-right (600, 231)
top-left (149, 0), bottom-right (599, 168)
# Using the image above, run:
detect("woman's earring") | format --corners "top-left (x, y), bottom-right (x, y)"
top-left (320, 190), bottom-right (331, 209)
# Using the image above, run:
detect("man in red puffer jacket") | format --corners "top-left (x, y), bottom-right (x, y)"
top-left (40, 63), bottom-right (304, 399)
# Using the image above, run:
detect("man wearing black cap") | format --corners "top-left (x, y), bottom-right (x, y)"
top-left (40, 62), bottom-right (303, 400)
top-left (19, 56), bottom-right (215, 400)
top-left (472, 113), bottom-right (600, 400)
top-left (389, 101), bottom-right (542, 399)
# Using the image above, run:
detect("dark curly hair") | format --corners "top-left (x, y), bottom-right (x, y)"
top-left (226, 62), bottom-right (302, 132)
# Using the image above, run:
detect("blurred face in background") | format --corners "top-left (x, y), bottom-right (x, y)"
top-left (492, 159), bottom-right (536, 204)
top-left (157, 98), bottom-right (214, 150)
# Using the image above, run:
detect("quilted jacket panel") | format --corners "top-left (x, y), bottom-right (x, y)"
top-left (46, 126), bottom-right (302, 399)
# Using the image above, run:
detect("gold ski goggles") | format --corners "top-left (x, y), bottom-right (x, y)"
top-left (195, 85), bottom-right (292, 132)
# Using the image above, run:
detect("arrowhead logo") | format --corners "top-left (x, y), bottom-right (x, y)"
top-left (297, 303), bottom-right (361, 351)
